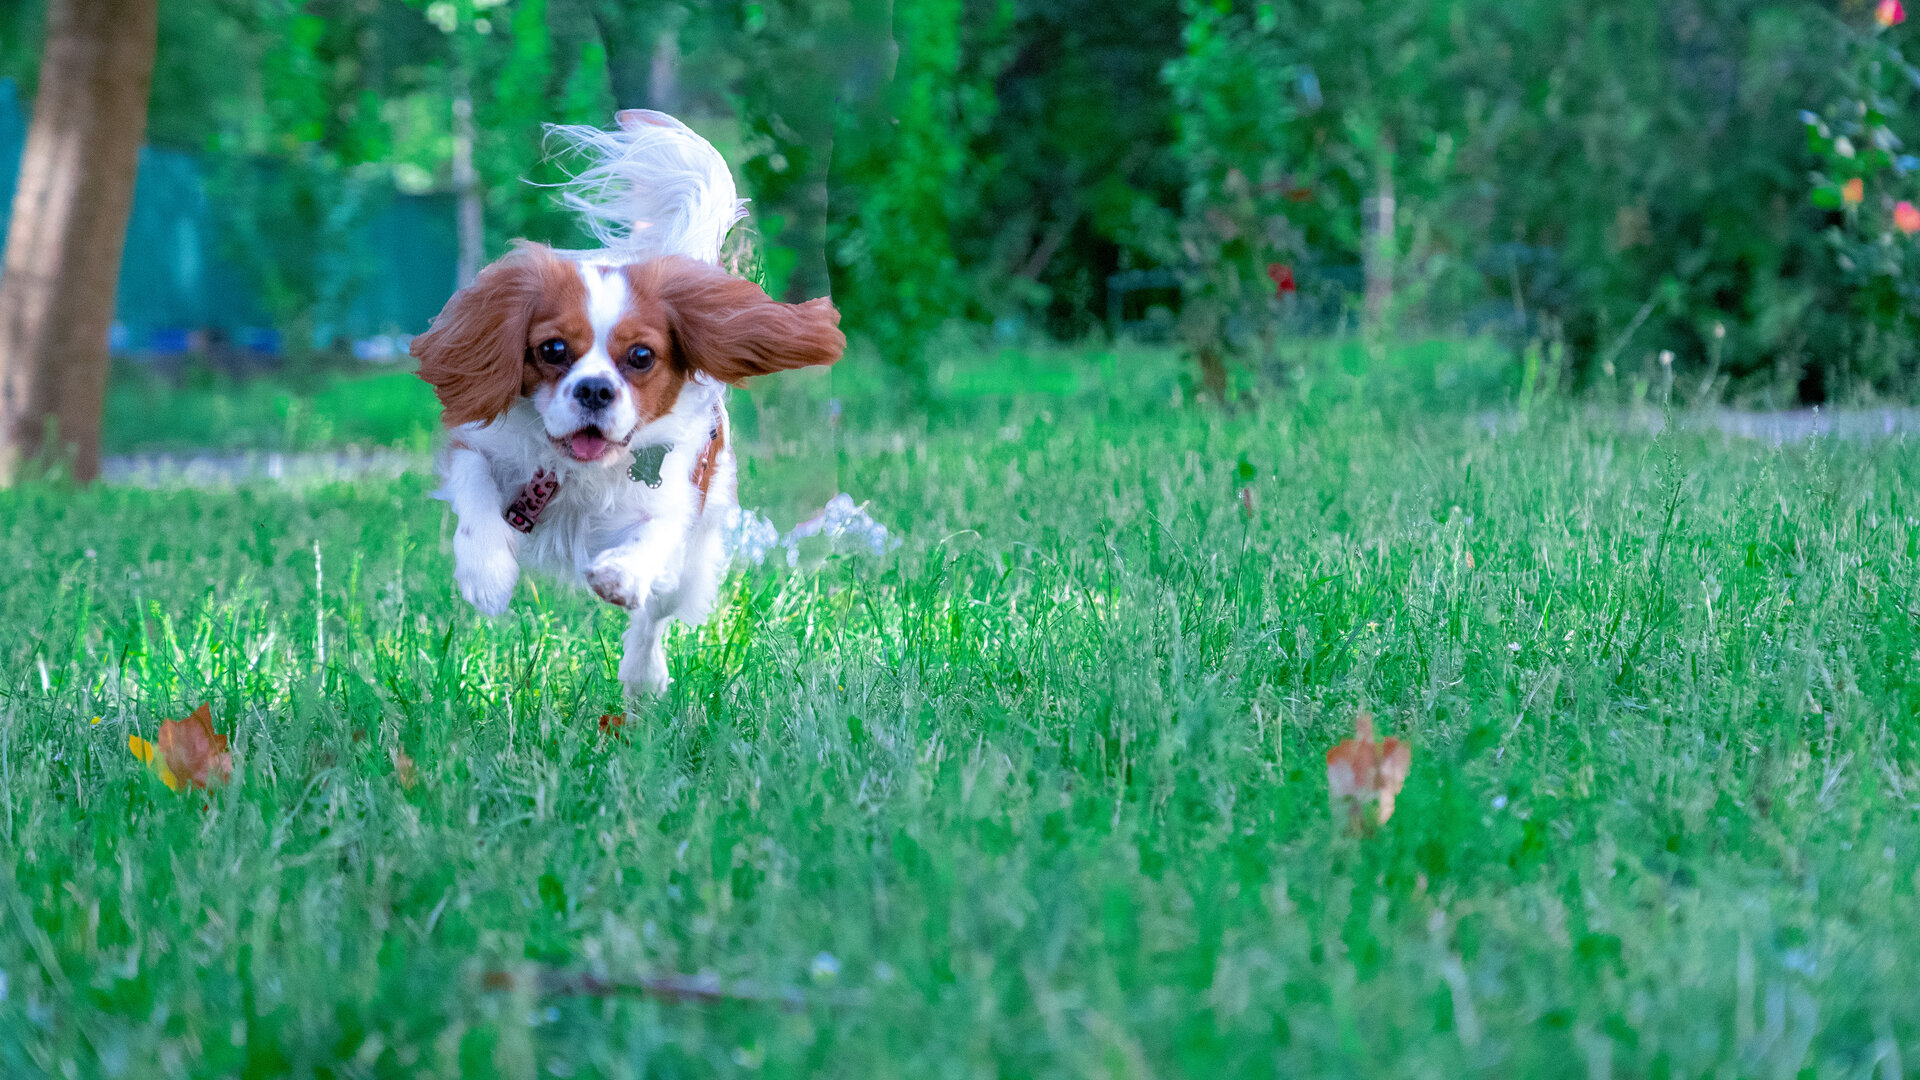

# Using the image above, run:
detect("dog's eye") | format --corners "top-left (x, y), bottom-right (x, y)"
top-left (536, 339), bottom-right (571, 366)
top-left (624, 345), bottom-right (654, 371)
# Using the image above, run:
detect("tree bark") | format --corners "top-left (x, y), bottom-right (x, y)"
top-left (647, 28), bottom-right (680, 116)
top-left (588, 1), bottom-right (666, 111)
top-left (1363, 145), bottom-right (1396, 330)
top-left (451, 84), bottom-right (483, 288)
top-left (0, 0), bottom-right (158, 484)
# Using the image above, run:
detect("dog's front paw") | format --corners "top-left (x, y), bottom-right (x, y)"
top-left (587, 552), bottom-right (652, 610)
top-left (619, 641), bottom-right (673, 696)
top-left (455, 525), bottom-right (520, 616)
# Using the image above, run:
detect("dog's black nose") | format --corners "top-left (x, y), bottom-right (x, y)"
top-left (572, 377), bottom-right (616, 410)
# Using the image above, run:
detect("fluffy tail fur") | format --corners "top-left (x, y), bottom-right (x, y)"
top-left (545, 110), bottom-right (744, 266)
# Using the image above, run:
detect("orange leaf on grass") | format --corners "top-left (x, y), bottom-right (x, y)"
top-left (1326, 711), bottom-right (1411, 830)
top-left (129, 704), bottom-right (231, 791)
top-left (392, 747), bottom-right (418, 789)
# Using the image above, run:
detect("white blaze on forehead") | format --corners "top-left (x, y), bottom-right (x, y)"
top-left (583, 263), bottom-right (629, 353)
top-left (543, 261), bottom-right (641, 445)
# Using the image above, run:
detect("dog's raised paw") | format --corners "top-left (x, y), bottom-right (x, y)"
top-left (587, 555), bottom-right (649, 610)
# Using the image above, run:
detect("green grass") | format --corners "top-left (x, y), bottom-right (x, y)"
top-left (102, 367), bottom-right (441, 455)
top-left (7, 345), bottom-right (1920, 1077)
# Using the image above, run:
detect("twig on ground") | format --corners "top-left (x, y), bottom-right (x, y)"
top-left (478, 966), bottom-right (850, 1012)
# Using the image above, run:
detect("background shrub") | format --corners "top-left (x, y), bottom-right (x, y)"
top-left (4, 0), bottom-right (1919, 400)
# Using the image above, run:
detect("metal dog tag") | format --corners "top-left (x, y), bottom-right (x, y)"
top-left (629, 443), bottom-right (670, 488)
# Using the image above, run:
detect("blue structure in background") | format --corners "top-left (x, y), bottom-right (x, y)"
top-left (0, 79), bottom-right (458, 359)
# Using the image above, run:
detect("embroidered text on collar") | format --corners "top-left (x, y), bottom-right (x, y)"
top-left (504, 469), bottom-right (562, 533)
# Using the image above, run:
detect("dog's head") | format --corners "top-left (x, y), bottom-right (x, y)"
top-left (411, 244), bottom-right (844, 464)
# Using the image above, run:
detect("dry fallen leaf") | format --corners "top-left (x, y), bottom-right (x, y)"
top-left (599, 713), bottom-right (626, 737)
top-left (129, 704), bottom-right (231, 791)
top-left (1326, 710), bottom-right (1411, 830)
top-left (392, 747), bottom-right (418, 789)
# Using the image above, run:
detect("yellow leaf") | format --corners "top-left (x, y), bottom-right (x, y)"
top-left (127, 734), bottom-right (183, 792)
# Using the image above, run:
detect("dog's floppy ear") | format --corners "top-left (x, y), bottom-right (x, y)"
top-left (412, 243), bottom-right (567, 426)
top-left (630, 256), bottom-right (845, 384)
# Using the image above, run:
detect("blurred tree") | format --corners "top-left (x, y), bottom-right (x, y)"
top-left (582, 0), bottom-right (680, 110)
top-left (1153, 0), bottom-right (1890, 400)
top-left (966, 0), bottom-right (1185, 337)
top-left (0, 0), bottom-right (157, 483)
top-left (825, 0), bottom-right (1005, 372)
top-left (1156, 0), bottom-right (1304, 398)
top-left (729, 0), bottom-right (887, 308)
top-left (2, 0), bottom-right (1901, 402)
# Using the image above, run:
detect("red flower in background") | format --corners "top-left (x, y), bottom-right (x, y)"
top-left (1896, 201), bottom-right (1920, 234)
top-left (1267, 263), bottom-right (1297, 295)
top-left (1878, 0), bottom-right (1905, 28)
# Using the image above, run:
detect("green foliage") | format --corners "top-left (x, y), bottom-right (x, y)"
top-left (726, 0), bottom-right (868, 306)
top-left (1154, 0), bottom-right (1304, 371)
top-left (16, 0), bottom-right (1920, 399)
top-left (825, 0), bottom-right (1001, 372)
top-left (1150, 0), bottom-right (1907, 400)
top-left (12, 353), bottom-right (1920, 1072)
top-left (0, 0), bottom-right (41, 97)
top-left (961, 0), bottom-right (1186, 336)
top-left (1478, 1), bottom-right (1849, 398)
top-left (1802, 9), bottom-right (1920, 388)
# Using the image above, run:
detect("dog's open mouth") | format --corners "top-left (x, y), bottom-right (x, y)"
top-left (555, 426), bottom-right (628, 463)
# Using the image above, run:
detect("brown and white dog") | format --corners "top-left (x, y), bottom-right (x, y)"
top-left (411, 111), bottom-right (843, 694)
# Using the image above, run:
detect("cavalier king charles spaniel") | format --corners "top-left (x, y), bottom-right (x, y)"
top-left (411, 110), bottom-right (843, 694)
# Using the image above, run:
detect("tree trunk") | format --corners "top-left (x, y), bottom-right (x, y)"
top-left (1363, 146), bottom-right (1396, 330)
top-left (0, 0), bottom-right (158, 485)
top-left (588, 1), bottom-right (668, 110)
top-left (647, 28), bottom-right (680, 116)
top-left (451, 84), bottom-right (483, 288)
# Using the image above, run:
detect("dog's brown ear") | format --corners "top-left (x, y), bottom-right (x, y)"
top-left (412, 244), bottom-right (566, 426)
top-left (630, 256), bottom-right (845, 384)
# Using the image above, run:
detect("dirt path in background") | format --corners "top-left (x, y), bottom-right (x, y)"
top-left (101, 448), bottom-right (423, 488)
top-left (1642, 407), bottom-right (1920, 443)
top-left (98, 408), bottom-right (1920, 489)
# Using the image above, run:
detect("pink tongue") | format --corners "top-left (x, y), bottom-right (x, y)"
top-left (569, 433), bottom-right (609, 460)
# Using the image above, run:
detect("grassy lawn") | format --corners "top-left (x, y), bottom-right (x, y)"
top-left (101, 366), bottom-right (443, 455)
top-left (6, 343), bottom-right (1920, 1077)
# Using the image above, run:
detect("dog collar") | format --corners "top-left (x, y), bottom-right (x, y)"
top-left (504, 469), bottom-right (562, 533)
top-left (505, 409), bottom-right (724, 532)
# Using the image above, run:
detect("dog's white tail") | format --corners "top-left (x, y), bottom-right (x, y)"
top-left (545, 110), bottom-right (744, 266)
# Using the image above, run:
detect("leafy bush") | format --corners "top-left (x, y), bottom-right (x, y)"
top-left (15, 0), bottom-right (1920, 400)
top-left (1140, 0), bottom-right (1920, 400)
top-left (1151, 0), bottom-right (1306, 396)
top-left (1802, 2), bottom-right (1920, 394)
